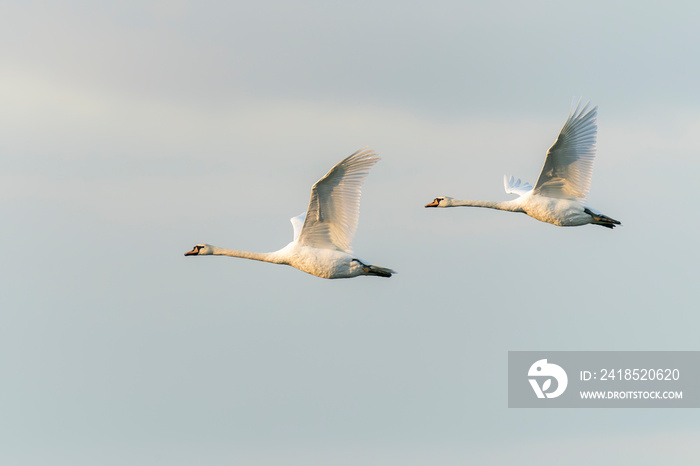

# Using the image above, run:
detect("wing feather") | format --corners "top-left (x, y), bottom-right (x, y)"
top-left (503, 175), bottom-right (533, 196)
top-left (297, 147), bottom-right (379, 252)
top-left (290, 212), bottom-right (306, 243)
top-left (533, 100), bottom-right (598, 199)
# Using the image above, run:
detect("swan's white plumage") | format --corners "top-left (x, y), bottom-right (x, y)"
top-left (533, 100), bottom-right (597, 200)
top-left (290, 212), bottom-right (306, 243)
top-left (298, 147), bottom-right (379, 253)
top-left (504, 175), bottom-right (533, 196)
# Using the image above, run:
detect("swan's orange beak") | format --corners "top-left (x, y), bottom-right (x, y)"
top-left (184, 247), bottom-right (199, 256)
top-left (425, 200), bottom-right (439, 207)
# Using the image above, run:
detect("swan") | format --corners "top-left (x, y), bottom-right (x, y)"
top-left (425, 100), bottom-right (621, 228)
top-left (185, 148), bottom-right (395, 279)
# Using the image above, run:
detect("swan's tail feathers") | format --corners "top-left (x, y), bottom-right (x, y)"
top-left (584, 208), bottom-right (621, 229)
top-left (363, 265), bottom-right (395, 278)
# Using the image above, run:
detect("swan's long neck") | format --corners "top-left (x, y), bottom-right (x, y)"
top-left (208, 246), bottom-right (286, 264)
top-left (447, 199), bottom-right (523, 212)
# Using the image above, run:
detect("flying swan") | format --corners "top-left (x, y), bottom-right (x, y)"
top-left (426, 100), bottom-right (621, 228)
top-left (185, 148), bottom-right (395, 279)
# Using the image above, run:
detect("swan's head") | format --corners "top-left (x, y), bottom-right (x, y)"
top-left (184, 244), bottom-right (213, 256)
top-left (425, 196), bottom-right (454, 208)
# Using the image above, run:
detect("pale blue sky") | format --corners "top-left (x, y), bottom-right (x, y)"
top-left (2, 1), bottom-right (699, 464)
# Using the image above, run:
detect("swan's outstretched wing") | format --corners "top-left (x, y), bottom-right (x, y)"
top-left (533, 100), bottom-right (598, 199)
top-left (504, 175), bottom-right (533, 196)
top-left (297, 148), bottom-right (379, 252)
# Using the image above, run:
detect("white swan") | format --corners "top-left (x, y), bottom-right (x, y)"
top-left (185, 148), bottom-right (394, 279)
top-left (426, 100), bottom-right (621, 228)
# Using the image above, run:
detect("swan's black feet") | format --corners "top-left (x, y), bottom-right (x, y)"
top-left (364, 264), bottom-right (394, 278)
top-left (584, 208), bottom-right (621, 229)
top-left (353, 259), bottom-right (394, 278)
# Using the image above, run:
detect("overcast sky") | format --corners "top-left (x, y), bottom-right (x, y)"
top-left (2, 1), bottom-right (700, 465)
